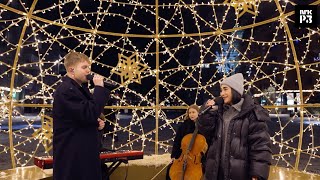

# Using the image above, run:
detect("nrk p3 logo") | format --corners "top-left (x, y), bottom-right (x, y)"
top-left (295, 5), bottom-right (317, 27)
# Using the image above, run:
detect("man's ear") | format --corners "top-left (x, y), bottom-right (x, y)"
top-left (68, 67), bottom-right (74, 73)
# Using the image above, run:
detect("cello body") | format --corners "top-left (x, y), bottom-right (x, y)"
top-left (169, 133), bottom-right (208, 180)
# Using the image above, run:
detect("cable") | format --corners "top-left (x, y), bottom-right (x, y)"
top-left (124, 162), bottom-right (129, 180)
top-left (150, 161), bottom-right (172, 180)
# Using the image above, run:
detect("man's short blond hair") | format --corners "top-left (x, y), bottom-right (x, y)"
top-left (64, 51), bottom-right (90, 70)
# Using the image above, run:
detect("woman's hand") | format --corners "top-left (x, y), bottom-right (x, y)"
top-left (206, 99), bottom-right (215, 107)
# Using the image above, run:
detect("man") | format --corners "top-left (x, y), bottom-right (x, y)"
top-left (53, 51), bottom-right (109, 180)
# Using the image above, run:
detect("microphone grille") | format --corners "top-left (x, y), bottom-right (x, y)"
top-left (214, 97), bottom-right (224, 105)
top-left (86, 74), bottom-right (94, 80)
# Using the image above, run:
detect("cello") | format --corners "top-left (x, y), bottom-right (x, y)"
top-left (169, 123), bottom-right (208, 180)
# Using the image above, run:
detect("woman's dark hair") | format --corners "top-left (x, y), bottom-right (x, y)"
top-left (231, 88), bottom-right (242, 104)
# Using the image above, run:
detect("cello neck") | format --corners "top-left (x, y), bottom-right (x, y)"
top-left (186, 124), bottom-right (199, 153)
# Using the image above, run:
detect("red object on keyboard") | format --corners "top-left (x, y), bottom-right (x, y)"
top-left (34, 150), bottom-right (144, 169)
top-left (100, 150), bottom-right (143, 161)
top-left (34, 156), bottom-right (53, 169)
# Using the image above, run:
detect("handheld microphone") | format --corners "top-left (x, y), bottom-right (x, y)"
top-left (86, 74), bottom-right (117, 87)
top-left (199, 97), bottom-right (224, 116)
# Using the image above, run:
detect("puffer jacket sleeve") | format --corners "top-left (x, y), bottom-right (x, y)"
top-left (248, 105), bottom-right (272, 180)
top-left (197, 103), bottom-right (219, 143)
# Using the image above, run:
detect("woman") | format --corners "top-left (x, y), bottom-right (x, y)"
top-left (171, 104), bottom-right (200, 159)
top-left (197, 73), bottom-right (272, 180)
top-left (166, 104), bottom-right (206, 180)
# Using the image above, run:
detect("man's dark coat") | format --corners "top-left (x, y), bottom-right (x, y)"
top-left (53, 77), bottom-right (109, 180)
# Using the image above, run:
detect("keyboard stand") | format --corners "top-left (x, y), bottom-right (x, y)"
top-left (106, 158), bottom-right (128, 176)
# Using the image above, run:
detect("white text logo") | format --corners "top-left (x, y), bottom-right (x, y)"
top-left (299, 10), bottom-right (313, 23)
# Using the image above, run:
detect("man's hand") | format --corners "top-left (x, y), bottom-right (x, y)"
top-left (98, 118), bottom-right (105, 130)
top-left (93, 74), bottom-right (104, 87)
top-left (252, 177), bottom-right (258, 180)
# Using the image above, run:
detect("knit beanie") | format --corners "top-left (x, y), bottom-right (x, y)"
top-left (220, 73), bottom-right (244, 96)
